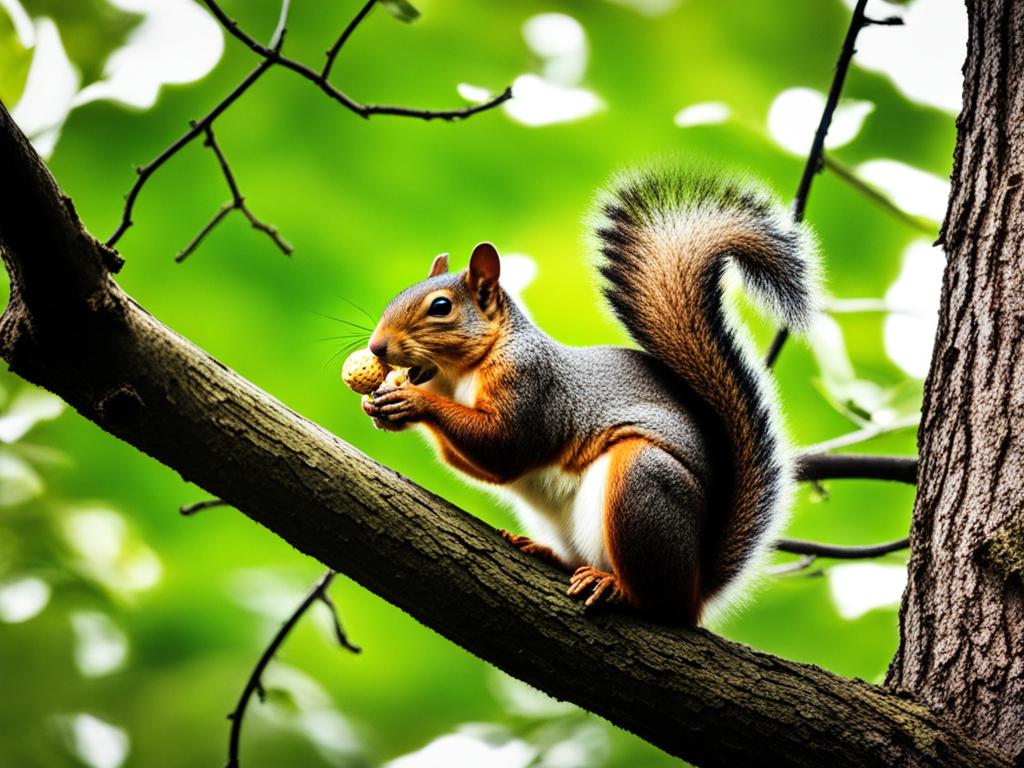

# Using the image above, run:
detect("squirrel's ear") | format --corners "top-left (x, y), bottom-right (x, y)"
top-left (467, 242), bottom-right (501, 307)
top-left (428, 253), bottom-right (449, 278)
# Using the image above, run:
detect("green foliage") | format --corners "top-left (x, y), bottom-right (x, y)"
top-left (0, 11), bottom-right (30, 105)
top-left (0, 0), bottom-right (954, 765)
top-left (21, 0), bottom-right (141, 84)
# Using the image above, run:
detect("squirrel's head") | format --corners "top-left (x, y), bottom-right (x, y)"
top-left (368, 242), bottom-right (505, 383)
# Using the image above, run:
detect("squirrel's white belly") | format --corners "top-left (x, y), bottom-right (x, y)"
top-left (445, 368), bottom-right (612, 569)
top-left (504, 455), bottom-right (612, 570)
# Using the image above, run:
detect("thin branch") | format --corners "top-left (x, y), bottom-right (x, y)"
top-left (107, 0), bottom-right (510, 251)
top-left (323, 0), bottom-right (377, 80)
top-left (863, 15), bottom-right (904, 27)
top-left (106, 60), bottom-right (273, 248)
top-left (764, 328), bottom-right (790, 369)
top-left (180, 498), bottom-right (229, 516)
top-left (200, 0), bottom-right (513, 121)
top-left (768, 554), bottom-right (819, 576)
top-left (226, 570), bottom-right (359, 768)
top-left (176, 127), bottom-right (292, 263)
top-left (803, 415), bottom-right (920, 454)
top-left (765, 0), bottom-right (890, 368)
top-left (318, 589), bottom-right (362, 653)
top-left (175, 204), bottom-right (234, 263)
top-left (795, 452), bottom-right (917, 484)
top-left (775, 536), bottom-right (910, 559)
top-left (823, 156), bottom-right (935, 235)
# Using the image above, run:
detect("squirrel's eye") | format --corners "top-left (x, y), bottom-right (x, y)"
top-left (427, 297), bottom-right (453, 317)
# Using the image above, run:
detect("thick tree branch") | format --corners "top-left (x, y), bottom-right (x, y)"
top-left (0, 104), bottom-right (1008, 768)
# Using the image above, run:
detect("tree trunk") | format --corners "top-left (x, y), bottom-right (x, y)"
top-left (886, 0), bottom-right (1024, 759)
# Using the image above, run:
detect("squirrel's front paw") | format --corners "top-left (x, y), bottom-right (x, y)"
top-left (363, 385), bottom-right (429, 426)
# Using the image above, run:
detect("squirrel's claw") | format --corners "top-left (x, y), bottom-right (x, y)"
top-left (500, 529), bottom-right (572, 571)
top-left (568, 566), bottom-right (624, 608)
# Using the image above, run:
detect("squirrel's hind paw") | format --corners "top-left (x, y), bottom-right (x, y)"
top-left (568, 566), bottom-right (625, 608)
top-left (500, 529), bottom-right (572, 571)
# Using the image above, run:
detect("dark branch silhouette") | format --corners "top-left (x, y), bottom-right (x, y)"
top-left (226, 570), bottom-right (359, 768)
top-left (776, 536), bottom-right (909, 559)
top-left (175, 126), bottom-right (292, 263)
top-left (180, 498), bottom-right (229, 516)
top-left (794, 452), bottom-right (917, 484)
top-left (823, 156), bottom-right (934, 235)
top-left (106, 59), bottom-right (273, 248)
top-left (322, 0), bottom-right (377, 80)
top-left (200, 0), bottom-right (513, 121)
top-left (764, 0), bottom-right (900, 368)
top-left (106, 0), bottom-right (512, 254)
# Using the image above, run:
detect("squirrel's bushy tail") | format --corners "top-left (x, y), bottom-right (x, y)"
top-left (593, 166), bottom-right (819, 612)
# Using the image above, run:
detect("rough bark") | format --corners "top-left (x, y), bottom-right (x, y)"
top-left (886, 0), bottom-right (1024, 758)
top-left (0, 102), bottom-right (1008, 766)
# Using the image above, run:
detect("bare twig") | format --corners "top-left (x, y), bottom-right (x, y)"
top-left (765, 0), bottom-right (890, 368)
top-left (323, 0), bottom-right (377, 80)
top-left (226, 570), bottom-right (359, 768)
top-left (106, 60), bottom-right (274, 248)
top-left (795, 452), bottom-right (917, 485)
top-left (823, 156), bottom-right (935, 234)
top-left (176, 127), bottom-right (292, 263)
top-left (201, 0), bottom-right (512, 121)
top-left (863, 15), bottom-right (904, 27)
top-left (180, 498), bottom-right (229, 516)
top-left (107, 0), bottom-right (511, 251)
top-left (775, 536), bottom-right (909, 559)
top-left (803, 415), bottom-right (920, 455)
top-left (768, 554), bottom-right (820, 576)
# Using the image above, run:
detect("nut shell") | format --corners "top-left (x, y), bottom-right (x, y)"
top-left (384, 368), bottom-right (409, 388)
top-left (342, 349), bottom-right (390, 394)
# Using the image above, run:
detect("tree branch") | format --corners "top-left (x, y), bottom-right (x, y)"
top-left (0, 103), bottom-right (1008, 768)
top-left (776, 537), bottom-right (909, 559)
top-left (175, 127), bottom-right (292, 263)
top-left (322, 0), bottom-right (378, 80)
top-left (226, 570), bottom-right (359, 768)
top-left (794, 452), bottom-right (917, 484)
top-left (107, 59), bottom-right (273, 248)
top-left (765, 0), bottom-right (894, 368)
top-left (200, 0), bottom-right (513, 121)
top-left (107, 0), bottom-right (511, 251)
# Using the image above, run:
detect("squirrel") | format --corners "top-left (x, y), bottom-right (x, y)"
top-left (361, 167), bottom-right (818, 625)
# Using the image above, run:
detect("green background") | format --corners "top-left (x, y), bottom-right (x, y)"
top-left (0, 0), bottom-right (951, 765)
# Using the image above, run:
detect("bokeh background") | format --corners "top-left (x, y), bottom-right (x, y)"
top-left (0, 0), bottom-right (961, 765)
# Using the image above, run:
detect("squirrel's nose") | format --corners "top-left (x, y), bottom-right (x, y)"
top-left (369, 336), bottom-right (388, 359)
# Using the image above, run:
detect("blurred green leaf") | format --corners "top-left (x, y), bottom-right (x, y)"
top-left (380, 0), bottom-right (420, 24)
top-left (0, 10), bottom-right (30, 105)
top-left (21, 0), bottom-right (142, 84)
top-left (264, 686), bottom-right (301, 714)
top-left (0, 450), bottom-right (43, 506)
